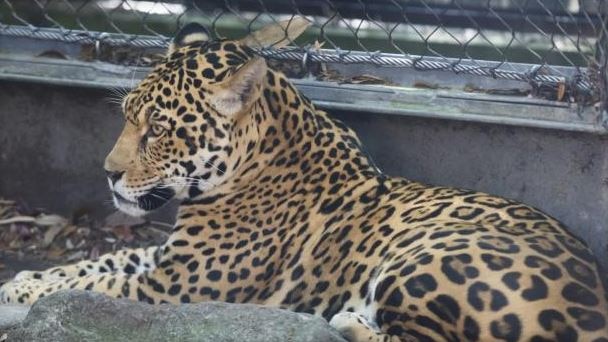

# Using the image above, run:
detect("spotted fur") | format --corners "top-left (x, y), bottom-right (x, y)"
top-left (2, 20), bottom-right (607, 342)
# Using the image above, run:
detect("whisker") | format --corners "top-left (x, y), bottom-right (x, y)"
top-left (201, 157), bottom-right (225, 175)
top-left (102, 200), bottom-right (116, 209)
top-left (104, 87), bottom-right (130, 110)
top-left (172, 176), bottom-right (208, 182)
top-left (171, 176), bottom-right (218, 187)
top-left (160, 181), bottom-right (202, 189)
top-left (158, 179), bottom-right (200, 188)
top-left (104, 99), bottom-right (125, 107)
top-left (130, 53), bottom-right (143, 90)
top-left (107, 86), bottom-right (129, 99)
top-left (105, 94), bottom-right (125, 100)
top-left (147, 192), bottom-right (172, 202)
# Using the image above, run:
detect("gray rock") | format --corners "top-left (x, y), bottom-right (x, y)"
top-left (0, 304), bottom-right (30, 330)
top-left (10, 290), bottom-right (347, 342)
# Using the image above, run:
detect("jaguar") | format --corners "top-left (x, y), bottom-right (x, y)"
top-left (2, 18), bottom-right (607, 341)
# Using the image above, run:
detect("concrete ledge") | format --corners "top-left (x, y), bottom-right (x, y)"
top-left (0, 35), bottom-right (604, 134)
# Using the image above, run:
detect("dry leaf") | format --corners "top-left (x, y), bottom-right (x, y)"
top-left (42, 225), bottom-right (63, 247)
top-left (1, 197), bottom-right (173, 280)
top-left (0, 215), bottom-right (36, 226)
top-left (66, 250), bottom-right (86, 262)
top-left (112, 225), bottom-right (135, 243)
top-left (414, 81), bottom-right (450, 90)
top-left (35, 214), bottom-right (68, 227)
top-left (46, 246), bottom-right (66, 260)
top-left (9, 238), bottom-right (23, 249)
top-left (312, 39), bottom-right (325, 51)
top-left (557, 82), bottom-right (566, 101)
top-left (317, 69), bottom-right (344, 83)
top-left (77, 227), bottom-right (91, 236)
top-left (59, 225), bottom-right (78, 237)
top-left (343, 74), bottom-right (393, 85)
top-left (414, 81), bottom-right (441, 89)
top-left (37, 50), bottom-right (68, 59)
top-left (89, 245), bottom-right (101, 260)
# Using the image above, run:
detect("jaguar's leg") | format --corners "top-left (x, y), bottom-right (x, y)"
top-left (0, 257), bottom-right (177, 305)
top-left (11, 246), bottom-right (160, 283)
top-left (330, 312), bottom-right (404, 342)
top-left (368, 224), bottom-right (608, 341)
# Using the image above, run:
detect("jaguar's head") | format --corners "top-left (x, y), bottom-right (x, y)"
top-left (104, 18), bottom-right (310, 216)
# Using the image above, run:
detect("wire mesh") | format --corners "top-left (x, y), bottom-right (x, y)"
top-left (0, 0), bottom-right (606, 106)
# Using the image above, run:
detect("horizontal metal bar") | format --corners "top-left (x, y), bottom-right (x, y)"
top-left (197, 0), bottom-right (601, 36)
top-left (0, 53), bottom-right (603, 134)
top-left (0, 25), bottom-right (594, 94)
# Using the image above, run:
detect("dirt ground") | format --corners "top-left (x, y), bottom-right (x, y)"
top-left (0, 198), bottom-right (170, 283)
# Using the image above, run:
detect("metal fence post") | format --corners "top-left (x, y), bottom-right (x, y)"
top-left (591, 1), bottom-right (608, 128)
top-left (603, 36), bottom-right (608, 129)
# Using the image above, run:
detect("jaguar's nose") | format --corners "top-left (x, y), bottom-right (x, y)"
top-left (105, 170), bottom-right (125, 185)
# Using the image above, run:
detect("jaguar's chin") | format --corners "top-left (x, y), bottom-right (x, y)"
top-left (112, 186), bottom-right (175, 217)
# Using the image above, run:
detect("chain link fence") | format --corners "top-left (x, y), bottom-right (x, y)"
top-left (0, 0), bottom-right (607, 108)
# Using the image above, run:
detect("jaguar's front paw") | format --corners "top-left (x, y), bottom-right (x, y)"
top-left (0, 278), bottom-right (41, 305)
top-left (0, 280), bottom-right (15, 304)
top-left (13, 270), bottom-right (36, 282)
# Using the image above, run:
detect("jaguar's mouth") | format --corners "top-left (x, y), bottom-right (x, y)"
top-left (138, 186), bottom-right (175, 211)
top-left (113, 191), bottom-right (137, 205)
top-left (112, 186), bottom-right (175, 216)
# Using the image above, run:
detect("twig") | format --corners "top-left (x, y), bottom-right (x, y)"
top-left (0, 216), bottom-right (36, 226)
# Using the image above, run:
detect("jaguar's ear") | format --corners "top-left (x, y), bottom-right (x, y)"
top-left (210, 57), bottom-right (267, 117)
top-left (168, 23), bottom-right (210, 55)
top-left (240, 16), bottom-right (311, 49)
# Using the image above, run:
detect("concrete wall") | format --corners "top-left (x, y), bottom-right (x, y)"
top-left (1, 80), bottom-right (607, 270)
top-left (340, 109), bottom-right (608, 271)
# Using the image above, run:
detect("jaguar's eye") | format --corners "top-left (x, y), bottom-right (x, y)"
top-left (148, 124), bottom-right (166, 138)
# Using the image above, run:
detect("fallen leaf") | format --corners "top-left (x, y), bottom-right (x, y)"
top-left (312, 39), bottom-right (325, 51)
top-left (42, 225), bottom-right (63, 247)
top-left (46, 247), bottom-right (66, 260)
top-left (0, 215), bottom-right (36, 226)
top-left (66, 250), bottom-right (86, 262)
top-left (35, 214), bottom-right (68, 228)
top-left (9, 238), bottom-right (23, 249)
top-left (77, 227), bottom-right (91, 236)
top-left (36, 50), bottom-right (68, 59)
top-left (317, 69), bottom-right (344, 82)
top-left (557, 82), bottom-right (566, 101)
top-left (59, 225), bottom-right (78, 237)
top-left (112, 225), bottom-right (135, 243)
top-left (343, 74), bottom-right (394, 85)
top-left (414, 81), bottom-right (441, 89)
top-left (89, 245), bottom-right (100, 260)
